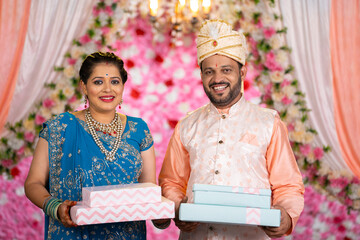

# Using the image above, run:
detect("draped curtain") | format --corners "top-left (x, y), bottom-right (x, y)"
top-left (279, 0), bottom-right (350, 171)
top-left (4, 0), bottom-right (96, 130)
top-left (330, 0), bottom-right (360, 177)
top-left (0, 0), bottom-right (31, 132)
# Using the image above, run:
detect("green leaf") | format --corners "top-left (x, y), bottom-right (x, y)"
top-left (111, 3), bottom-right (117, 10)
top-left (323, 145), bottom-right (331, 153)
top-left (54, 66), bottom-right (64, 72)
top-left (285, 65), bottom-right (294, 74)
top-left (87, 29), bottom-right (95, 38)
top-left (253, 12), bottom-right (261, 24)
top-left (58, 90), bottom-right (66, 100)
top-left (276, 27), bottom-right (287, 34)
top-left (301, 114), bottom-right (308, 122)
top-left (94, 17), bottom-right (101, 28)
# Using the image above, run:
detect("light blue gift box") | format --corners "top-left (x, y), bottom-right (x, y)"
top-left (179, 203), bottom-right (280, 227)
top-left (193, 184), bottom-right (271, 209)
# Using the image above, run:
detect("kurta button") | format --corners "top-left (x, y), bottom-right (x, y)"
top-left (221, 115), bottom-right (226, 119)
top-left (219, 140), bottom-right (224, 144)
top-left (215, 170), bottom-right (220, 174)
top-left (209, 226), bottom-right (214, 231)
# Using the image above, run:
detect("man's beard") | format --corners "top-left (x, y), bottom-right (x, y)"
top-left (203, 77), bottom-right (242, 108)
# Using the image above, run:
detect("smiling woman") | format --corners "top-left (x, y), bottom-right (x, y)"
top-left (24, 52), bottom-right (168, 239)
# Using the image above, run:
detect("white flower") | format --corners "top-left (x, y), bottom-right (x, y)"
top-left (283, 85), bottom-right (296, 97)
top-left (143, 95), bottom-right (159, 103)
top-left (287, 105), bottom-right (300, 119)
top-left (270, 35), bottom-right (282, 50)
top-left (23, 119), bottom-right (35, 131)
top-left (304, 132), bottom-right (315, 144)
top-left (173, 68), bottom-right (185, 79)
top-left (64, 65), bottom-right (75, 78)
top-left (52, 101), bottom-right (66, 115)
top-left (275, 50), bottom-right (289, 67)
top-left (318, 162), bottom-right (331, 176)
top-left (181, 53), bottom-right (191, 64)
top-left (0, 193), bottom-right (8, 205)
top-left (152, 133), bottom-right (162, 144)
top-left (289, 130), bottom-right (305, 143)
top-left (270, 71), bottom-right (284, 83)
top-left (178, 102), bottom-right (190, 114)
top-left (71, 46), bottom-right (84, 59)
top-left (41, 108), bottom-right (53, 120)
top-left (156, 83), bottom-right (167, 94)
top-left (307, 151), bottom-right (316, 163)
top-left (128, 67), bottom-right (142, 85)
top-left (162, 58), bottom-right (172, 69)
top-left (15, 186), bottom-right (25, 196)
top-left (8, 138), bottom-right (24, 150)
top-left (63, 87), bottom-right (74, 98)
top-left (165, 89), bottom-right (178, 103)
top-left (146, 49), bottom-right (155, 59)
top-left (121, 45), bottom-right (139, 58)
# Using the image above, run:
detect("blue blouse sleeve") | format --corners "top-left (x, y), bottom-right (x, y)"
top-left (39, 120), bottom-right (50, 141)
top-left (138, 118), bottom-right (154, 151)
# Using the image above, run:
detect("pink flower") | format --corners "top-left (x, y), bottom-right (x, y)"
top-left (101, 26), bottom-right (110, 35)
top-left (35, 114), bottom-right (46, 125)
top-left (263, 27), bottom-right (276, 39)
top-left (1, 159), bottom-right (13, 168)
top-left (16, 146), bottom-right (25, 156)
top-left (79, 34), bottom-right (91, 45)
top-left (300, 144), bottom-right (311, 156)
top-left (24, 132), bottom-right (35, 142)
top-left (67, 58), bottom-right (77, 65)
top-left (104, 6), bottom-right (113, 16)
top-left (281, 95), bottom-right (293, 105)
top-left (264, 51), bottom-right (283, 71)
top-left (67, 95), bottom-right (77, 104)
top-left (42, 98), bottom-right (55, 109)
top-left (280, 79), bottom-right (291, 87)
top-left (92, 6), bottom-right (100, 16)
top-left (313, 147), bottom-right (324, 159)
top-left (287, 123), bottom-right (295, 131)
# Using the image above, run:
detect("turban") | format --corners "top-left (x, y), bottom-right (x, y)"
top-left (196, 19), bottom-right (247, 65)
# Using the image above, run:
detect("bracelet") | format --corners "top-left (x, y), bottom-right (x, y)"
top-left (152, 219), bottom-right (171, 229)
top-left (43, 196), bottom-right (62, 221)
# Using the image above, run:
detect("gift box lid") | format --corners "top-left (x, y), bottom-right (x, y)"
top-left (83, 182), bottom-right (159, 192)
top-left (193, 184), bottom-right (271, 196)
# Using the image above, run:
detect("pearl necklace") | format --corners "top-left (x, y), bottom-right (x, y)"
top-left (85, 109), bottom-right (123, 162)
top-left (86, 110), bottom-right (118, 135)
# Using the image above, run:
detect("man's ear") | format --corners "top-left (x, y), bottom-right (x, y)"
top-left (240, 65), bottom-right (247, 80)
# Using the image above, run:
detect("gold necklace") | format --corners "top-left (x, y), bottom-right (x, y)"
top-left (85, 109), bottom-right (123, 161)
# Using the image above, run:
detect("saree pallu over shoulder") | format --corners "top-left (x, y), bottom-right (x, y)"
top-left (39, 112), bottom-right (153, 239)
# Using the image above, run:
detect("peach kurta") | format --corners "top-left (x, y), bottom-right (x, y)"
top-left (159, 97), bottom-right (304, 240)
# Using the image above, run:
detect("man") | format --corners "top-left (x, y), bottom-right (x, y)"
top-left (158, 19), bottom-right (304, 239)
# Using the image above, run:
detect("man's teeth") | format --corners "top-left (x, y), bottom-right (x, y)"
top-left (213, 86), bottom-right (226, 90)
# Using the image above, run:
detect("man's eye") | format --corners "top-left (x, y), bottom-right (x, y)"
top-left (223, 69), bottom-right (231, 73)
top-left (205, 70), bottom-right (212, 75)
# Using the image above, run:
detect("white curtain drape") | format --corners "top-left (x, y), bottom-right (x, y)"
top-left (279, 0), bottom-right (350, 171)
top-left (5, 0), bottom-right (96, 125)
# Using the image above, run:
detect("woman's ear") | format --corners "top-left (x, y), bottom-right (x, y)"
top-left (80, 80), bottom-right (87, 96)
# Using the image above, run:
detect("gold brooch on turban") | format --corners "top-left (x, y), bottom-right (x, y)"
top-left (196, 19), bottom-right (247, 65)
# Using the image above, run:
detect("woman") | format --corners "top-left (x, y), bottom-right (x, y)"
top-left (25, 52), bottom-right (163, 239)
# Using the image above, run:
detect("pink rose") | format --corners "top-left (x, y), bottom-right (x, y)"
top-left (67, 58), bottom-right (77, 65)
top-left (24, 131), bottom-right (35, 142)
top-left (42, 98), bottom-right (55, 109)
top-left (92, 6), bottom-right (100, 16)
top-left (263, 27), bottom-right (276, 39)
top-left (281, 95), bottom-right (293, 105)
top-left (35, 114), bottom-right (46, 125)
top-left (264, 51), bottom-right (283, 71)
top-left (313, 147), bottom-right (324, 159)
top-left (300, 144), bottom-right (311, 156)
top-left (67, 95), bottom-right (77, 104)
top-left (104, 6), bottom-right (113, 16)
top-left (1, 159), bottom-right (13, 168)
top-left (101, 26), bottom-right (110, 35)
top-left (79, 34), bottom-right (91, 45)
top-left (280, 79), bottom-right (291, 87)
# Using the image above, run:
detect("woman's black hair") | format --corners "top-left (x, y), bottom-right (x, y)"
top-left (79, 52), bottom-right (128, 84)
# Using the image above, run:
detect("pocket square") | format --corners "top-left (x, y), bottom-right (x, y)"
top-left (239, 133), bottom-right (259, 146)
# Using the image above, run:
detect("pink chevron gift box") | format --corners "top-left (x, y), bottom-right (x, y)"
top-left (71, 197), bottom-right (175, 225)
top-left (82, 182), bottom-right (161, 207)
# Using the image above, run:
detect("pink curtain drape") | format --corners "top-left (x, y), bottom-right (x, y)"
top-left (330, 0), bottom-right (360, 177)
top-left (0, 0), bottom-right (31, 132)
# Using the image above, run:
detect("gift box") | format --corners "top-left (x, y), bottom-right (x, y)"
top-left (179, 203), bottom-right (280, 227)
top-left (82, 182), bottom-right (161, 207)
top-left (193, 184), bottom-right (271, 209)
top-left (71, 197), bottom-right (175, 225)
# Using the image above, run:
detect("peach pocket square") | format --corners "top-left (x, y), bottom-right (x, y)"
top-left (239, 133), bottom-right (259, 146)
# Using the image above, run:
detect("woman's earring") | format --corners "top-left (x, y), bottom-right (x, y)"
top-left (118, 99), bottom-right (123, 110)
top-left (84, 95), bottom-right (88, 108)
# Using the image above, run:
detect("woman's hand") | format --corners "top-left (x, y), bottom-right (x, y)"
top-left (57, 200), bottom-right (78, 228)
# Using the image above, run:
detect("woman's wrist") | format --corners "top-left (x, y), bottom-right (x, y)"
top-left (43, 196), bottom-right (62, 221)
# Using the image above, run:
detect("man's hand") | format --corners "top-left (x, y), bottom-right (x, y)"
top-left (261, 205), bottom-right (292, 238)
top-left (58, 200), bottom-right (77, 228)
top-left (174, 196), bottom-right (200, 232)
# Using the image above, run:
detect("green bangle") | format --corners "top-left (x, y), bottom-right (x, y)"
top-left (43, 197), bottom-right (62, 221)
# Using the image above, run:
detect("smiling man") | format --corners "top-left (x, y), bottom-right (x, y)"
top-left (158, 19), bottom-right (304, 239)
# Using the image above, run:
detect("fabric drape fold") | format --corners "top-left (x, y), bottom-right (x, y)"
top-left (279, 0), bottom-right (350, 171)
top-left (4, 0), bottom-right (96, 130)
top-left (330, 0), bottom-right (360, 178)
top-left (0, 0), bottom-right (32, 132)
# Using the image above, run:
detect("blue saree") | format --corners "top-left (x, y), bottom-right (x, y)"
top-left (39, 112), bottom-right (154, 240)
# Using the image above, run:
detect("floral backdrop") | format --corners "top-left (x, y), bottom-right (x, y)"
top-left (0, 0), bottom-right (359, 239)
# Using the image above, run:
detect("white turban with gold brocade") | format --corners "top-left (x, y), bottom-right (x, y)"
top-left (196, 19), bottom-right (247, 65)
